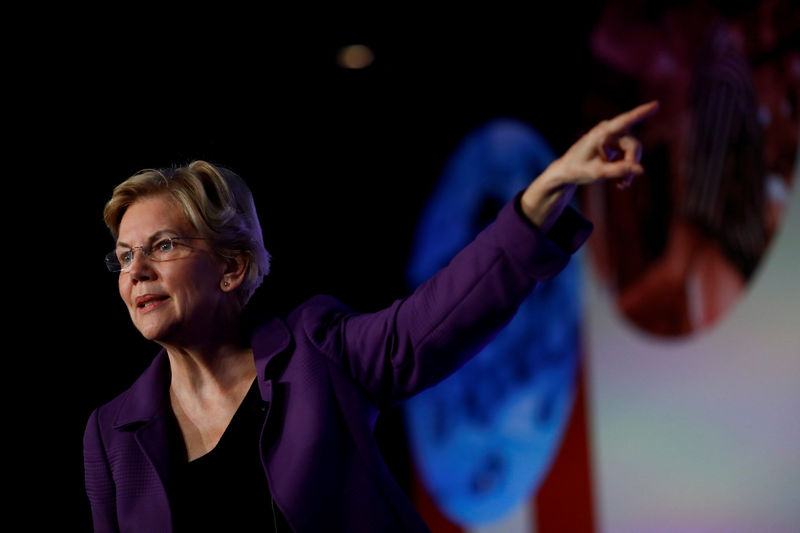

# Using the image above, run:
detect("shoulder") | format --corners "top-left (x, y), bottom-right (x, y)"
top-left (83, 388), bottom-right (134, 476)
top-left (84, 384), bottom-right (135, 447)
top-left (285, 294), bottom-right (355, 357)
top-left (85, 392), bottom-right (127, 437)
top-left (84, 351), bottom-right (171, 441)
top-left (288, 294), bottom-right (352, 323)
top-left (250, 295), bottom-right (358, 377)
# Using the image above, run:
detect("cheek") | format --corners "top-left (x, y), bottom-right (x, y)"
top-left (118, 276), bottom-right (131, 304)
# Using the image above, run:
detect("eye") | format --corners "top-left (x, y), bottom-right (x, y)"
top-left (154, 239), bottom-right (175, 253)
top-left (147, 239), bottom-right (176, 261)
top-left (118, 250), bottom-right (134, 266)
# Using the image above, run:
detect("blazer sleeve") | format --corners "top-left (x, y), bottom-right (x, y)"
top-left (84, 408), bottom-right (120, 532)
top-left (300, 193), bottom-right (592, 409)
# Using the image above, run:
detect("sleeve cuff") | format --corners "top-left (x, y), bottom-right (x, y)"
top-left (511, 192), bottom-right (593, 254)
top-left (474, 190), bottom-right (593, 281)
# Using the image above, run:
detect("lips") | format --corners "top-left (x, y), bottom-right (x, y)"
top-left (135, 294), bottom-right (170, 310)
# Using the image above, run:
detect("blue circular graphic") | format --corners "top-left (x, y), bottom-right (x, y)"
top-left (405, 119), bottom-right (581, 525)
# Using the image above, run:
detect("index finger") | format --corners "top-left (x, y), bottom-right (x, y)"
top-left (605, 101), bottom-right (660, 134)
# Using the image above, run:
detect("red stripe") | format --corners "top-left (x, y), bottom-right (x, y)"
top-left (534, 347), bottom-right (596, 532)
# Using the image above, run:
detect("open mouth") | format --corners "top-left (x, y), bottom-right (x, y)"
top-left (137, 295), bottom-right (169, 309)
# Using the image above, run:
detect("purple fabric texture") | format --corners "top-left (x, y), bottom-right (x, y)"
top-left (84, 194), bottom-right (592, 532)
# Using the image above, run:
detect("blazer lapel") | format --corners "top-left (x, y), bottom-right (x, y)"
top-left (112, 350), bottom-right (176, 529)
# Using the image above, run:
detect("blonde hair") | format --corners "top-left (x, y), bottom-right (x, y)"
top-left (104, 160), bottom-right (270, 307)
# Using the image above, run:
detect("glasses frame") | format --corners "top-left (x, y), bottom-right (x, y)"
top-left (105, 236), bottom-right (210, 273)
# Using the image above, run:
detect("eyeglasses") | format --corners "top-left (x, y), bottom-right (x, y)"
top-left (105, 237), bottom-right (210, 272)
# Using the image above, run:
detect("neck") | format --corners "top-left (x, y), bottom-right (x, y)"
top-left (164, 331), bottom-right (256, 398)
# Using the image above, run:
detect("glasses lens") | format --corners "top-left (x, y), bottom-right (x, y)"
top-left (104, 238), bottom-right (198, 272)
top-left (150, 238), bottom-right (176, 261)
top-left (104, 251), bottom-right (122, 272)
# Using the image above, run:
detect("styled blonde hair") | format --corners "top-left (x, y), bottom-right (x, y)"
top-left (104, 160), bottom-right (271, 307)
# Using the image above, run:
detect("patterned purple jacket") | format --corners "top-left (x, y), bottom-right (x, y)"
top-left (83, 195), bottom-right (591, 532)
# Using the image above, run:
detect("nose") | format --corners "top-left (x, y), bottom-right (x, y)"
top-left (127, 249), bottom-right (156, 282)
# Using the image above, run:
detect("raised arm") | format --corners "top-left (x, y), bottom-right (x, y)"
top-left (311, 103), bottom-right (658, 408)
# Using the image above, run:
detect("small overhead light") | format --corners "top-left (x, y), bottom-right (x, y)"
top-left (337, 44), bottom-right (375, 69)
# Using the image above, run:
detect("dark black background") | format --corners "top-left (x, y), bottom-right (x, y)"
top-left (12, 9), bottom-right (611, 528)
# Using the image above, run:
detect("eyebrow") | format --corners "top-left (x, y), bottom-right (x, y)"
top-left (116, 229), bottom-right (180, 249)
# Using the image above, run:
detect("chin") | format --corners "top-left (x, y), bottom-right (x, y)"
top-left (133, 318), bottom-right (178, 344)
top-left (136, 326), bottom-right (169, 343)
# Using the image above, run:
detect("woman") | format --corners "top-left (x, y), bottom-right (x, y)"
top-left (84, 102), bottom-right (658, 532)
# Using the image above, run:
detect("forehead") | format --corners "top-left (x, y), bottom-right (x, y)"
top-left (117, 195), bottom-right (192, 244)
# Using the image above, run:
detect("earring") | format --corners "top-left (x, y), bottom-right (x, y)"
top-left (223, 280), bottom-right (230, 288)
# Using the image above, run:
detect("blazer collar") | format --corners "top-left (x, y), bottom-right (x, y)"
top-left (112, 349), bottom-right (171, 429)
top-left (111, 316), bottom-right (292, 429)
top-left (251, 315), bottom-right (293, 382)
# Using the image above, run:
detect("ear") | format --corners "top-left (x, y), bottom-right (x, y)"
top-left (220, 254), bottom-right (248, 292)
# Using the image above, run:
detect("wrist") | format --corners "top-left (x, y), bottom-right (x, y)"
top-left (520, 161), bottom-right (571, 232)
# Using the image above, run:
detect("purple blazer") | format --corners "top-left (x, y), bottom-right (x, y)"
top-left (84, 196), bottom-right (592, 532)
